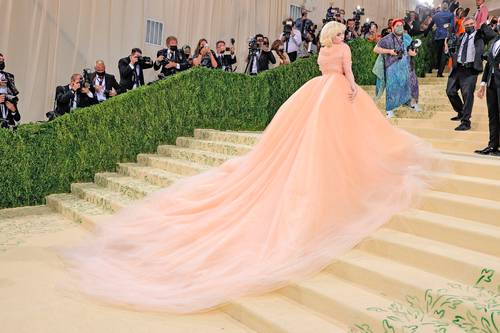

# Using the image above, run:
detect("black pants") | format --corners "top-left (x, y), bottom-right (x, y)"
top-left (433, 39), bottom-right (447, 75)
top-left (287, 51), bottom-right (298, 62)
top-left (487, 79), bottom-right (500, 148)
top-left (446, 65), bottom-right (478, 126)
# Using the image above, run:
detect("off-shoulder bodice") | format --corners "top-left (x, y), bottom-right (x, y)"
top-left (317, 43), bottom-right (352, 76)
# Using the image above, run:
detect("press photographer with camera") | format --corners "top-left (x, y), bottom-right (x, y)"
top-left (118, 48), bottom-right (154, 91)
top-left (404, 11), bottom-right (421, 37)
top-left (154, 36), bottom-right (189, 79)
top-left (373, 19), bottom-right (421, 118)
top-left (182, 45), bottom-right (194, 67)
top-left (364, 22), bottom-right (381, 43)
top-left (0, 53), bottom-right (20, 129)
top-left (445, 17), bottom-right (496, 131)
top-left (295, 8), bottom-right (314, 41)
top-left (345, 19), bottom-right (360, 42)
top-left (245, 34), bottom-right (276, 75)
top-left (193, 39), bottom-right (218, 69)
top-left (91, 60), bottom-right (122, 103)
top-left (215, 40), bottom-right (237, 72)
top-left (280, 18), bottom-right (302, 62)
top-left (47, 73), bottom-right (96, 120)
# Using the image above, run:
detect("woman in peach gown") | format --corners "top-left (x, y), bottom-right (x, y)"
top-left (64, 21), bottom-right (442, 313)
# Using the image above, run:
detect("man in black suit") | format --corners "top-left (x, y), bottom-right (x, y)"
top-left (91, 60), bottom-right (122, 103)
top-left (118, 48), bottom-right (154, 91)
top-left (0, 53), bottom-right (20, 129)
top-left (475, 34), bottom-right (500, 155)
top-left (446, 18), bottom-right (496, 131)
top-left (215, 40), bottom-right (237, 72)
top-left (245, 34), bottom-right (276, 75)
top-left (49, 73), bottom-right (96, 119)
top-left (154, 36), bottom-right (190, 79)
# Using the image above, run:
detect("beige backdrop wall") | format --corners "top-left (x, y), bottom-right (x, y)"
top-left (2, 0), bottom-right (427, 122)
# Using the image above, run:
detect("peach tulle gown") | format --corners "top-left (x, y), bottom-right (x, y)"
top-left (63, 42), bottom-right (442, 313)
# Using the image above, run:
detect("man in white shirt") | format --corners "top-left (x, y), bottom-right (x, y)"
top-left (280, 18), bottom-right (302, 62)
top-left (475, 35), bottom-right (500, 155)
top-left (92, 60), bottom-right (121, 103)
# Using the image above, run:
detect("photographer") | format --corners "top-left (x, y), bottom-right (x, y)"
top-left (364, 22), bottom-right (381, 42)
top-left (215, 40), bottom-right (237, 71)
top-left (182, 45), bottom-right (194, 67)
top-left (373, 19), bottom-right (421, 118)
top-left (445, 18), bottom-right (496, 131)
top-left (245, 34), bottom-right (276, 75)
top-left (404, 11), bottom-right (421, 36)
top-left (345, 19), bottom-right (360, 42)
top-left (269, 40), bottom-right (290, 69)
top-left (118, 48), bottom-right (154, 91)
top-left (193, 39), bottom-right (218, 69)
top-left (280, 18), bottom-right (302, 62)
top-left (154, 36), bottom-right (189, 79)
top-left (91, 60), bottom-right (122, 103)
top-left (295, 8), bottom-right (314, 41)
top-left (0, 54), bottom-right (20, 129)
top-left (381, 19), bottom-right (394, 37)
top-left (48, 73), bottom-right (95, 120)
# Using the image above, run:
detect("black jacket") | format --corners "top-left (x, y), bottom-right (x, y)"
top-left (153, 49), bottom-right (190, 77)
top-left (450, 24), bottom-right (497, 74)
top-left (246, 50), bottom-right (276, 74)
top-left (118, 56), bottom-right (154, 91)
top-left (482, 36), bottom-right (500, 87)
top-left (54, 85), bottom-right (95, 116)
top-left (90, 72), bottom-right (123, 101)
top-left (214, 53), bottom-right (237, 70)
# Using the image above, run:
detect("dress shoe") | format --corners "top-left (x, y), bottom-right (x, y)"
top-left (474, 146), bottom-right (499, 155)
top-left (455, 123), bottom-right (471, 131)
top-left (450, 116), bottom-right (462, 121)
top-left (490, 150), bottom-right (500, 157)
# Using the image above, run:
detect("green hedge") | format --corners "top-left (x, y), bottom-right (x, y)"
top-left (0, 39), bottom-right (432, 209)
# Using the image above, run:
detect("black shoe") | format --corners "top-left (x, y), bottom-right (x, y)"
top-left (491, 150), bottom-right (500, 156)
top-left (474, 146), bottom-right (499, 155)
top-left (455, 123), bottom-right (471, 131)
top-left (450, 116), bottom-right (462, 121)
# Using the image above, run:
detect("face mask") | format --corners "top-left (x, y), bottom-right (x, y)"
top-left (0, 62), bottom-right (5, 71)
top-left (465, 26), bottom-right (474, 34)
top-left (169, 45), bottom-right (178, 51)
top-left (97, 72), bottom-right (105, 77)
top-left (394, 26), bottom-right (404, 35)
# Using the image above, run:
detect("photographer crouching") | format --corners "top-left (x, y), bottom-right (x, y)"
top-left (0, 54), bottom-right (20, 129)
top-left (154, 36), bottom-right (190, 79)
top-left (245, 34), bottom-right (276, 75)
top-left (373, 19), bottom-right (421, 118)
top-left (118, 48), bottom-right (154, 91)
top-left (46, 73), bottom-right (96, 120)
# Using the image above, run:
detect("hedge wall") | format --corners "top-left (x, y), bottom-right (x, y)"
top-left (0, 38), bottom-right (432, 209)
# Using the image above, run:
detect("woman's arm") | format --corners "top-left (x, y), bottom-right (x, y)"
top-left (342, 46), bottom-right (357, 100)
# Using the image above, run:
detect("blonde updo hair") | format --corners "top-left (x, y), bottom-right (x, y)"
top-left (320, 21), bottom-right (346, 48)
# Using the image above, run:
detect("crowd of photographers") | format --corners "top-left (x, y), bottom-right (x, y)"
top-left (2, 0), bottom-right (500, 129)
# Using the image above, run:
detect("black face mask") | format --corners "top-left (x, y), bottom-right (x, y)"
top-left (169, 45), bottom-right (178, 51)
top-left (0, 62), bottom-right (5, 71)
top-left (96, 72), bottom-right (105, 77)
top-left (465, 26), bottom-right (475, 34)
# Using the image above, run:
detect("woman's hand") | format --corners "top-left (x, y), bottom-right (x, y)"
top-left (349, 84), bottom-right (358, 101)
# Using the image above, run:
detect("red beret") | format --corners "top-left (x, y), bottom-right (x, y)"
top-left (392, 19), bottom-right (405, 28)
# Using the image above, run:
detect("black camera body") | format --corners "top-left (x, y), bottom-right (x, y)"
top-left (80, 68), bottom-right (93, 89)
top-left (138, 56), bottom-right (152, 66)
top-left (248, 37), bottom-right (260, 56)
top-left (352, 7), bottom-right (365, 30)
top-left (283, 22), bottom-right (293, 41)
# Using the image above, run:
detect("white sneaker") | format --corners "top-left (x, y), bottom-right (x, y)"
top-left (411, 104), bottom-right (422, 112)
top-left (386, 110), bottom-right (395, 118)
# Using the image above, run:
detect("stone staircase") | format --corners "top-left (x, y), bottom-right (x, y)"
top-left (2, 75), bottom-right (500, 333)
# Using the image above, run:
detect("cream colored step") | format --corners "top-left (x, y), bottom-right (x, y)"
top-left (431, 171), bottom-right (500, 202)
top-left (0, 205), bottom-right (51, 220)
top-left (419, 190), bottom-right (500, 227)
top-left (117, 162), bottom-right (182, 187)
top-left (158, 145), bottom-right (232, 167)
top-left (46, 193), bottom-right (111, 228)
top-left (428, 137), bottom-right (484, 153)
top-left (71, 183), bottom-right (133, 212)
top-left (399, 125), bottom-right (488, 142)
top-left (359, 228), bottom-right (500, 288)
top-left (137, 153), bottom-right (209, 176)
top-left (326, 250), bottom-right (480, 327)
top-left (194, 128), bottom-right (261, 146)
top-left (388, 209), bottom-right (500, 256)
top-left (394, 118), bottom-right (489, 131)
top-left (432, 111), bottom-right (490, 122)
top-left (443, 152), bottom-right (500, 180)
top-left (223, 294), bottom-right (346, 333)
top-left (176, 137), bottom-right (252, 156)
top-left (94, 172), bottom-right (161, 199)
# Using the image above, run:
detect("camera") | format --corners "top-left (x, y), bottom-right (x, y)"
top-left (248, 37), bottom-right (260, 55)
top-left (324, 6), bottom-right (339, 24)
top-left (138, 56), bottom-right (152, 66)
top-left (408, 39), bottom-right (422, 52)
top-left (283, 20), bottom-right (293, 41)
top-left (352, 6), bottom-right (365, 31)
top-left (79, 68), bottom-right (93, 89)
